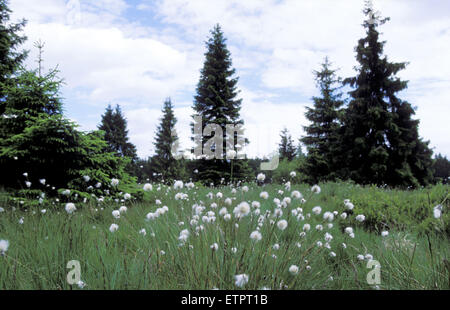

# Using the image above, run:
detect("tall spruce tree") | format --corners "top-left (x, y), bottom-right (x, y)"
top-left (0, 42), bottom-right (64, 187)
top-left (191, 24), bottom-right (250, 185)
top-left (301, 57), bottom-right (344, 183)
top-left (98, 104), bottom-right (137, 160)
top-left (152, 98), bottom-right (181, 182)
top-left (0, 0), bottom-right (28, 114)
top-left (279, 128), bottom-right (297, 161)
top-left (340, 1), bottom-right (433, 187)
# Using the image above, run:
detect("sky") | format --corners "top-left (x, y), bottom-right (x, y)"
top-left (8, 0), bottom-right (450, 159)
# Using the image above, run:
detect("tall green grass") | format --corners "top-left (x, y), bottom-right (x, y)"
top-left (0, 183), bottom-right (448, 289)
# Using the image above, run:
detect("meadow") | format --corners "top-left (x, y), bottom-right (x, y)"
top-left (0, 180), bottom-right (448, 290)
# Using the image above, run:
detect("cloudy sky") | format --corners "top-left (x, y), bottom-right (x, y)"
top-left (9, 0), bottom-right (450, 159)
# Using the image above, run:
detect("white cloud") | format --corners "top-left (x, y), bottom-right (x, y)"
top-left (20, 23), bottom-right (196, 104)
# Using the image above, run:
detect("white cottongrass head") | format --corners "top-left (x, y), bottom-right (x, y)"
top-left (356, 214), bottom-right (366, 222)
top-left (112, 210), bottom-right (120, 219)
top-left (433, 205), bottom-right (442, 219)
top-left (284, 181), bottom-right (291, 190)
top-left (109, 224), bottom-right (119, 233)
top-left (289, 265), bottom-right (299, 275)
top-left (344, 201), bottom-right (354, 210)
top-left (0, 240), bottom-right (9, 255)
top-left (146, 212), bottom-right (157, 221)
top-left (251, 201), bottom-right (261, 209)
top-left (175, 192), bottom-right (184, 201)
top-left (65, 203), bottom-right (76, 214)
top-left (381, 231), bottom-right (389, 237)
top-left (233, 202), bottom-right (250, 219)
top-left (277, 220), bottom-right (288, 231)
top-left (291, 191), bottom-right (302, 199)
top-left (178, 229), bottom-right (190, 242)
top-left (143, 183), bottom-right (152, 191)
top-left (323, 211), bottom-right (334, 222)
top-left (174, 180), bottom-right (184, 190)
top-left (210, 243), bottom-right (219, 251)
top-left (219, 207), bottom-right (228, 217)
top-left (282, 197), bottom-right (291, 206)
top-left (273, 208), bottom-right (283, 218)
top-left (257, 173), bottom-right (266, 182)
top-left (311, 185), bottom-right (321, 194)
top-left (312, 206), bottom-right (322, 215)
top-left (259, 191), bottom-right (269, 200)
top-left (234, 274), bottom-right (249, 288)
top-left (250, 230), bottom-right (262, 241)
top-left (345, 227), bottom-right (354, 235)
top-left (290, 171), bottom-right (296, 178)
top-left (111, 178), bottom-right (119, 186)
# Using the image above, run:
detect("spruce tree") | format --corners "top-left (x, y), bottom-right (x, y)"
top-left (0, 0), bottom-right (28, 114)
top-left (301, 57), bottom-right (344, 183)
top-left (0, 43), bottom-right (63, 140)
top-left (152, 98), bottom-right (181, 182)
top-left (0, 42), bottom-right (64, 187)
top-left (99, 104), bottom-right (137, 160)
top-left (0, 42), bottom-right (131, 191)
top-left (278, 128), bottom-right (297, 161)
top-left (340, 1), bottom-right (433, 187)
top-left (191, 24), bottom-right (250, 185)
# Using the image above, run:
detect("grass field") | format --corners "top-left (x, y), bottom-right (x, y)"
top-left (0, 181), bottom-right (449, 290)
